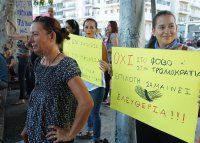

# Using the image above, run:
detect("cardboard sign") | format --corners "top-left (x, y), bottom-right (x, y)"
top-left (63, 34), bottom-right (102, 86)
top-left (111, 47), bottom-right (200, 143)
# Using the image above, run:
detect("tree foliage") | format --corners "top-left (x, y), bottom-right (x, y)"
top-left (33, 0), bottom-right (53, 6)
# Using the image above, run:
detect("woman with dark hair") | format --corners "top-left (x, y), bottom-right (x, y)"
top-left (103, 21), bottom-right (118, 105)
top-left (65, 19), bottom-right (80, 35)
top-left (136, 10), bottom-right (199, 143)
top-left (20, 16), bottom-right (93, 143)
top-left (77, 18), bottom-right (109, 143)
top-left (4, 48), bottom-right (17, 81)
top-left (106, 21), bottom-right (118, 63)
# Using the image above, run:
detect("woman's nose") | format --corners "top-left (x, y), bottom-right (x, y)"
top-left (164, 27), bottom-right (170, 33)
top-left (28, 36), bottom-right (34, 44)
top-left (86, 28), bottom-right (90, 32)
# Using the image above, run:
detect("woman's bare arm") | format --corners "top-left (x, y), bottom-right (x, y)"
top-left (102, 43), bottom-right (109, 63)
top-left (47, 76), bottom-right (93, 142)
top-left (111, 35), bottom-right (118, 47)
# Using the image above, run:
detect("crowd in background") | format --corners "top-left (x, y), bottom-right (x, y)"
top-left (2, 7), bottom-right (118, 143)
top-left (1, 7), bottom-right (200, 143)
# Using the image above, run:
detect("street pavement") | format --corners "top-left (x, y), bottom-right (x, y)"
top-left (3, 90), bottom-right (116, 143)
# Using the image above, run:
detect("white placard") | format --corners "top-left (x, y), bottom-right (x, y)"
top-left (15, 0), bottom-right (32, 35)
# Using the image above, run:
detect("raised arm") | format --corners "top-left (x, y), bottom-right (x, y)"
top-left (6, 20), bottom-right (28, 41)
top-left (6, 19), bottom-right (17, 32)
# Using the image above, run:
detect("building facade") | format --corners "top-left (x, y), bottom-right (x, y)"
top-left (32, 0), bottom-right (200, 41)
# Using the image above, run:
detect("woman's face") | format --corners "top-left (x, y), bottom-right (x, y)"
top-left (84, 20), bottom-right (97, 38)
top-left (107, 23), bottom-right (112, 34)
top-left (152, 14), bottom-right (177, 48)
top-left (29, 22), bottom-right (52, 55)
top-left (65, 22), bottom-right (75, 34)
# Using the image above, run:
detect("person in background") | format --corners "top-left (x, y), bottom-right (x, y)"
top-left (65, 19), bottom-right (80, 35)
top-left (25, 41), bottom-right (39, 90)
top-left (48, 7), bottom-right (54, 18)
top-left (61, 19), bottom-right (80, 53)
top-left (136, 10), bottom-right (200, 143)
top-left (106, 21), bottom-right (118, 63)
top-left (20, 16), bottom-right (93, 143)
top-left (6, 19), bottom-right (33, 105)
top-left (103, 21), bottom-right (118, 106)
top-left (4, 48), bottom-right (17, 81)
top-left (76, 18), bottom-right (109, 143)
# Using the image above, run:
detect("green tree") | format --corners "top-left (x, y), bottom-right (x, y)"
top-left (33, 0), bottom-right (53, 6)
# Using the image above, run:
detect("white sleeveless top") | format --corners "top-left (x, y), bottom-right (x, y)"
top-left (84, 72), bottom-right (105, 91)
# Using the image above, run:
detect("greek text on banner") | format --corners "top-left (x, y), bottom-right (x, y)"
top-left (111, 47), bottom-right (200, 143)
top-left (63, 34), bottom-right (102, 86)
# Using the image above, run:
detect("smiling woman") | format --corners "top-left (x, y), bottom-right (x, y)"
top-left (136, 10), bottom-right (200, 143)
top-left (21, 16), bottom-right (93, 143)
top-left (76, 18), bottom-right (109, 143)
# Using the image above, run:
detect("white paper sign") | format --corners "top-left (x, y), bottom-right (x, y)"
top-left (15, 0), bottom-right (32, 35)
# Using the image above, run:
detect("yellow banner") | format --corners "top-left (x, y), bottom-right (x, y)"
top-left (111, 47), bottom-right (200, 143)
top-left (63, 34), bottom-right (102, 86)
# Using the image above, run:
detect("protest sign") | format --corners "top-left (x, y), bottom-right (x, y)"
top-left (63, 34), bottom-right (102, 86)
top-left (111, 47), bottom-right (200, 143)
